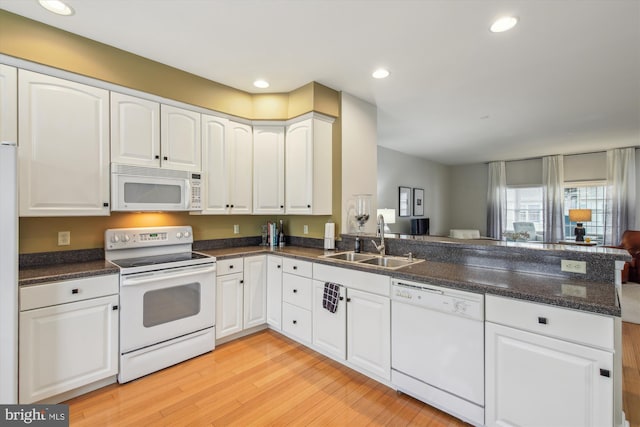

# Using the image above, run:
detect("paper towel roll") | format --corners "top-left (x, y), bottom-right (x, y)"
top-left (324, 222), bottom-right (335, 250)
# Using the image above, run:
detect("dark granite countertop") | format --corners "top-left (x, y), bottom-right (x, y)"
top-left (19, 260), bottom-right (119, 286)
top-left (200, 245), bottom-right (620, 317)
top-left (19, 244), bottom-right (620, 317)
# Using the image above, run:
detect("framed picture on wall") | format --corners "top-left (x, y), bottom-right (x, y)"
top-left (399, 186), bottom-right (411, 217)
top-left (413, 188), bottom-right (424, 216)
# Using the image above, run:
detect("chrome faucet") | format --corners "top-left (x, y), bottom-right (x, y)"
top-left (371, 214), bottom-right (386, 255)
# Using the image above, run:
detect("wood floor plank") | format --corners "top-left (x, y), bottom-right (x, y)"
top-left (64, 325), bottom-right (640, 426)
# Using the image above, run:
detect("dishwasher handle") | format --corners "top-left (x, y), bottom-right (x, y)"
top-left (394, 281), bottom-right (444, 295)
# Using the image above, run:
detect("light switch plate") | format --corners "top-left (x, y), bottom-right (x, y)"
top-left (58, 231), bottom-right (71, 246)
top-left (303, 225), bottom-right (309, 235)
top-left (233, 224), bottom-right (239, 234)
top-left (561, 259), bottom-right (586, 274)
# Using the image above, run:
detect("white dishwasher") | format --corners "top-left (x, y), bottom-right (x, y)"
top-left (391, 279), bottom-right (485, 426)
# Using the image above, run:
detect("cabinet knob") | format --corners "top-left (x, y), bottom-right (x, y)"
top-left (277, 265), bottom-right (281, 269)
top-left (155, 155), bottom-right (160, 159)
top-left (347, 298), bottom-right (351, 302)
top-left (280, 205), bottom-right (284, 209)
top-left (71, 289), bottom-right (79, 294)
top-left (163, 156), bottom-right (168, 161)
top-left (600, 369), bottom-right (610, 378)
top-left (293, 320), bottom-right (297, 325)
top-left (231, 204), bottom-right (234, 208)
top-left (307, 204), bottom-right (311, 208)
top-left (112, 305), bottom-right (119, 311)
top-left (103, 202), bottom-right (109, 207)
top-left (229, 265), bottom-right (234, 269)
top-left (538, 317), bottom-right (548, 325)
top-left (226, 204), bottom-right (230, 208)
top-left (240, 280), bottom-right (244, 284)
top-left (339, 296), bottom-right (344, 301)
top-left (293, 289), bottom-right (298, 293)
top-left (293, 266), bottom-right (298, 270)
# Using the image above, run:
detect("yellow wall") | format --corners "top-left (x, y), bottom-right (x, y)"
top-left (0, 10), bottom-right (342, 254)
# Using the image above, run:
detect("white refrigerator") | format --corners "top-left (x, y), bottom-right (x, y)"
top-left (0, 142), bottom-right (18, 404)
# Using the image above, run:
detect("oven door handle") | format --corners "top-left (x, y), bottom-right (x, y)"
top-left (122, 265), bottom-right (216, 286)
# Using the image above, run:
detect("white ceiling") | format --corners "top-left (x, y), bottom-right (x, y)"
top-left (1, 0), bottom-right (639, 165)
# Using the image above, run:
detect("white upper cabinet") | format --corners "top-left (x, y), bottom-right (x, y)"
top-left (285, 114), bottom-right (333, 215)
top-left (18, 70), bottom-right (110, 216)
top-left (227, 121), bottom-right (253, 214)
top-left (253, 125), bottom-right (285, 214)
top-left (200, 114), bottom-right (229, 214)
top-left (0, 64), bottom-right (17, 145)
top-left (110, 92), bottom-right (160, 167)
top-left (160, 104), bottom-right (201, 172)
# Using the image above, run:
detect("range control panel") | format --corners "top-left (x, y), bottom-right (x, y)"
top-left (105, 226), bottom-right (193, 250)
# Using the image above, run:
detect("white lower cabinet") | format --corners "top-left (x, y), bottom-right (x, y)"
top-left (485, 295), bottom-right (614, 427)
top-left (216, 256), bottom-right (267, 340)
top-left (312, 263), bottom-right (391, 381)
top-left (266, 255), bottom-right (283, 329)
top-left (19, 275), bottom-right (119, 404)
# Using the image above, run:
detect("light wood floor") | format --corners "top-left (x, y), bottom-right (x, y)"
top-left (66, 323), bottom-right (640, 426)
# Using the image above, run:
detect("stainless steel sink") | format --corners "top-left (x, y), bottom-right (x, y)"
top-left (360, 256), bottom-right (419, 268)
top-left (322, 251), bottom-right (377, 262)
top-left (320, 251), bottom-right (423, 269)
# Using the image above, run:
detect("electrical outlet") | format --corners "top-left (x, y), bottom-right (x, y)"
top-left (58, 231), bottom-right (71, 246)
top-left (233, 224), bottom-right (240, 234)
top-left (561, 259), bottom-right (586, 274)
top-left (303, 225), bottom-right (309, 235)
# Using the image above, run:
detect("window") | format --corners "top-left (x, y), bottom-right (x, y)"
top-left (563, 181), bottom-right (607, 244)
top-left (506, 187), bottom-right (544, 235)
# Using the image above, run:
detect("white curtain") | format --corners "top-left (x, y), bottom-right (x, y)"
top-left (486, 161), bottom-right (506, 239)
top-left (605, 148), bottom-right (637, 245)
top-left (542, 155), bottom-right (565, 242)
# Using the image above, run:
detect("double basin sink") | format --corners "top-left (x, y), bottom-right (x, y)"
top-left (320, 251), bottom-right (424, 269)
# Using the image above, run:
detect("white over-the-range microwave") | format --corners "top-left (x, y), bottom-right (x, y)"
top-left (111, 163), bottom-right (202, 212)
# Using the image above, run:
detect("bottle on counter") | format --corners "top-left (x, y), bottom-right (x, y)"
top-left (279, 220), bottom-right (285, 248)
top-left (354, 235), bottom-right (361, 253)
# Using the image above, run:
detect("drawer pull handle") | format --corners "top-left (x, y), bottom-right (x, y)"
top-left (600, 369), bottom-right (610, 378)
top-left (112, 305), bottom-right (119, 311)
top-left (293, 266), bottom-right (298, 270)
top-left (71, 289), bottom-right (79, 294)
top-left (293, 289), bottom-right (298, 293)
top-left (293, 320), bottom-right (297, 325)
top-left (538, 317), bottom-right (548, 325)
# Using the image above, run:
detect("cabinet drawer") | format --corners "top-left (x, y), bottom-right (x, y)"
top-left (282, 273), bottom-right (312, 310)
top-left (217, 258), bottom-right (244, 276)
top-left (20, 274), bottom-right (119, 311)
top-left (282, 258), bottom-right (312, 277)
top-left (282, 302), bottom-right (312, 344)
top-left (486, 295), bottom-right (614, 350)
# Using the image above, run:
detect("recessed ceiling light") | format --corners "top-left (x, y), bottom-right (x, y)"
top-left (38, 0), bottom-right (74, 16)
top-left (490, 16), bottom-right (518, 33)
top-left (372, 68), bottom-right (390, 79)
top-left (253, 79), bottom-right (270, 89)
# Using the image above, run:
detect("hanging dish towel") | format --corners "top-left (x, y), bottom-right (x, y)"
top-left (323, 282), bottom-right (340, 313)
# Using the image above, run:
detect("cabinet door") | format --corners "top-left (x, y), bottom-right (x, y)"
top-left (253, 126), bottom-right (285, 214)
top-left (160, 104), bottom-right (201, 171)
top-left (200, 114), bottom-right (229, 214)
top-left (0, 64), bottom-right (17, 145)
top-left (19, 294), bottom-right (118, 404)
top-left (215, 272), bottom-right (244, 339)
top-left (18, 70), bottom-right (110, 216)
top-left (266, 255), bottom-right (283, 329)
top-left (110, 92), bottom-right (160, 167)
top-left (285, 119), bottom-right (313, 214)
top-left (243, 255), bottom-right (267, 329)
top-left (312, 280), bottom-right (346, 360)
top-left (485, 322), bottom-right (613, 427)
top-left (347, 288), bottom-right (390, 380)
top-left (227, 121), bottom-right (253, 213)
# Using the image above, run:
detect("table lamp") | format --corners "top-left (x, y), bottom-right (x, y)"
top-left (569, 209), bottom-right (592, 242)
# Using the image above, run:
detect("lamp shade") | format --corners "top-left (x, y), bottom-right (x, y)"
top-left (569, 209), bottom-right (592, 222)
top-left (376, 208), bottom-right (396, 225)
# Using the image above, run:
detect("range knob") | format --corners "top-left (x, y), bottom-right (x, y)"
top-left (111, 235), bottom-right (119, 243)
top-left (176, 232), bottom-right (183, 239)
top-left (184, 231), bottom-right (191, 238)
top-left (123, 235), bottom-right (130, 242)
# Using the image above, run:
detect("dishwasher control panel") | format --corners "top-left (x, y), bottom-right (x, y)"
top-left (391, 279), bottom-right (484, 320)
